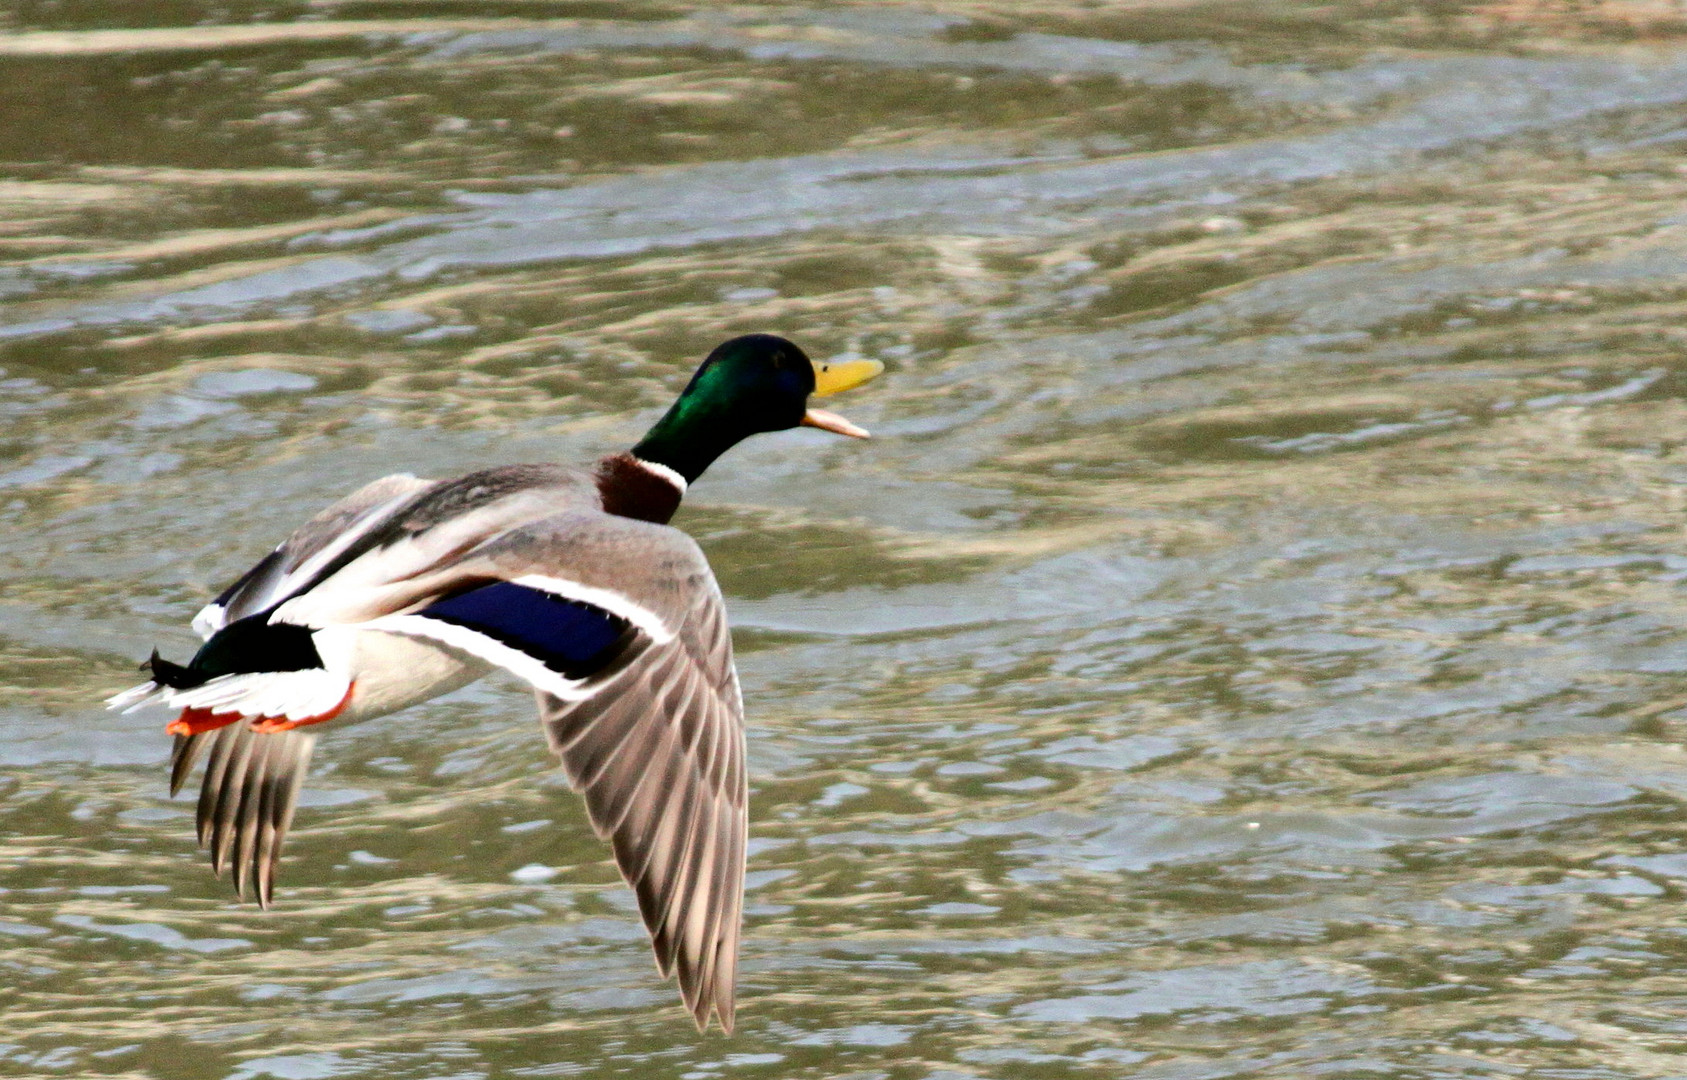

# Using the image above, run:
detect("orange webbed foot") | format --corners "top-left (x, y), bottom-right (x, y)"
top-left (248, 715), bottom-right (300, 734)
top-left (166, 707), bottom-right (244, 737)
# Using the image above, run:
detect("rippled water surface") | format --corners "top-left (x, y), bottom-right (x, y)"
top-left (7, 2), bottom-right (1687, 1076)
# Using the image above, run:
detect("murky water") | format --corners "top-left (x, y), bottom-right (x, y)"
top-left (5, 1), bottom-right (1687, 1076)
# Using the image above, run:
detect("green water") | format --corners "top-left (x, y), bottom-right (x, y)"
top-left (4, 2), bottom-right (1687, 1077)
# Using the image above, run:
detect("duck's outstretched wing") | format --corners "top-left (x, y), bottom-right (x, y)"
top-left (349, 511), bottom-right (748, 1032)
top-left (534, 569), bottom-right (744, 1034)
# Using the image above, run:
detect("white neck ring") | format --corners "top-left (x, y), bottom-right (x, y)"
top-left (632, 457), bottom-right (688, 494)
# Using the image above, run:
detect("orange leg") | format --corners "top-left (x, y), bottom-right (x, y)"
top-left (166, 707), bottom-right (243, 737)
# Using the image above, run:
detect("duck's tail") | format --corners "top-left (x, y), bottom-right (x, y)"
top-left (106, 668), bottom-right (354, 734)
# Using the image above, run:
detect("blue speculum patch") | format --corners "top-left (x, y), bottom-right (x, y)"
top-left (421, 582), bottom-right (634, 678)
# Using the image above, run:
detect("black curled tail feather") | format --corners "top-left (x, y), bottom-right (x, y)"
top-left (148, 649), bottom-right (201, 689)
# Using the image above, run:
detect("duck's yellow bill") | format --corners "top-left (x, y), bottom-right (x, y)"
top-left (805, 356), bottom-right (882, 438)
top-left (810, 357), bottom-right (885, 397)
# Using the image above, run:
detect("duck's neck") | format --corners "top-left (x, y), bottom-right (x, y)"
top-left (630, 409), bottom-right (741, 487)
top-left (595, 452), bottom-right (687, 524)
top-left (612, 379), bottom-right (762, 521)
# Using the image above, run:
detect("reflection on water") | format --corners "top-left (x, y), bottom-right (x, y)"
top-left (5, 2), bottom-right (1687, 1077)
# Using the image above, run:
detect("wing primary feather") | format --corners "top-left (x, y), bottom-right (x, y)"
top-left (552, 664), bottom-right (666, 788)
top-left (196, 726), bottom-right (237, 849)
top-left (499, 515), bottom-right (749, 1030)
top-left (693, 796), bottom-right (736, 1029)
top-left (209, 726), bottom-right (256, 876)
top-left (651, 769), bottom-right (710, 986)
top-left (610, 713), bottom-right (690, 886)
top-left (601, 720), bottom-right (692, 977)
top-left (675, 802), bottom-right (720, 1029)
top-left (254, 739), bottom-right (283, 908)
top-left (170, 733), bottom-right (207, 798)
top-left (691, 677), bottom-right (730, 789)
top-left (586, 671), bottom-right (696, 837)
top-left (626, 769), bottom-right (696, 976)
top-left (231, 734), bottom-right (274, 900)
top-left (267, 732), bottom-right (314, 904)
top-left (172, 711), bottom-right (316, 904)
top-left (670, 774), bottom-right (721, 1019)
top-left (576, 654), bottom-right (742, 1023)
top-left (597, 720), bottom-right (686, 841)
top-left (572, 651), bottom-right (694, 793)
top-left (713, 806), bottom-right (746, 1031)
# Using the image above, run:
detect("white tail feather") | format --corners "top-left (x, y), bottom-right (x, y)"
top-left (105, 681), bottom-right (160, 710)
top-left (106, 669), bottom-right (351, 722)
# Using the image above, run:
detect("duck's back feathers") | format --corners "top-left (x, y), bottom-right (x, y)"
top-left (194, 473), bottom-right (437, 639)
top-left (263, 464), bottom-right (598, 630)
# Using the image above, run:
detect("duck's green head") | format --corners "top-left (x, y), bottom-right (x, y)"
top-left (631, 334), bottom-right (883, 483)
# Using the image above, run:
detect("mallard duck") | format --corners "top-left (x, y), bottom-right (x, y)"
top-left (107, 333), bottom-right (883, 1032)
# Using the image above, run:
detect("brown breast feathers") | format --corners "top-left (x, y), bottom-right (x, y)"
top-left (594, 452), bottom-right (683, 525)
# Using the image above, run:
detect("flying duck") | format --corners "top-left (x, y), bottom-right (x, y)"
top-left (107, 333), bottom-right (884, 1032)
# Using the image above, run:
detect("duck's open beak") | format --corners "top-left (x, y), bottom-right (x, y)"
top-left (802, 407), bottom-right (871, 438)
top-left (804, 356), bottom-right (884, 438)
